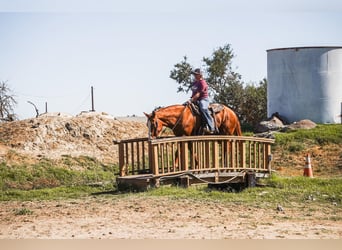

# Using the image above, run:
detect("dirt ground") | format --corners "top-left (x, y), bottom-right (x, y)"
top-left (1, 195), bottom-right (341, 239)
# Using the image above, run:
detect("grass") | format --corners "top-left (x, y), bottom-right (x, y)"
top-left (139, 175), bottom-right (342, 208)
top-left (274, 124), bottom-right (342, 147)
top-left (0, 155), bottom-right (117, 201)
top-left (1, 186), bottom-right (109, 201)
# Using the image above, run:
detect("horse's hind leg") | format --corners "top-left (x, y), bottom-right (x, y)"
top-left (173, 148), bottom-right (179, 171)
top-left (189, 142), bottom-right (199, 169)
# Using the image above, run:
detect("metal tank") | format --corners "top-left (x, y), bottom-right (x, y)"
top-left (267, 46), bottom-right (342, 124)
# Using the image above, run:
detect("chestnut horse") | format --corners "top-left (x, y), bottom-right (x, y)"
top-left (144, 102), bottom-right (242, 138)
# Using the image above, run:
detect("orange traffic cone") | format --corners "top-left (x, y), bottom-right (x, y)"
top-left (303, 153), bottom-right (313, 177)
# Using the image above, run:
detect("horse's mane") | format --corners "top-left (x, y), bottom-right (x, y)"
top-left (152, 104), bottom-right (185, 114)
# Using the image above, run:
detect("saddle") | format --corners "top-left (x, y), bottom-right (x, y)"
top-left (188, 102), bottom-right (224, 116)
top-left (187, 102), bottom-right (224, 134)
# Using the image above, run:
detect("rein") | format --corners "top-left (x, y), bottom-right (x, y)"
top-left (170, 104), bottom-right (188, 132)
top-left (150, 104), bottom-right (189, 138)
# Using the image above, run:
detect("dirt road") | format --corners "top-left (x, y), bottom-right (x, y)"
top-left (1, 195), bottom-right (341, 239)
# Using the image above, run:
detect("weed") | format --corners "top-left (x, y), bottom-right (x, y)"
top-left (14, 208), bottom-right (33, 216)
top-left (288, 142), bottom-right (305, 152)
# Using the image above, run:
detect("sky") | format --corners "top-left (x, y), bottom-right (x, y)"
top-left (0, 0), bottom-right (341, 119)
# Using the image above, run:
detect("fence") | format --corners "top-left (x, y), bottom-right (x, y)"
top-left (115, 135), bottom-right (274, 179)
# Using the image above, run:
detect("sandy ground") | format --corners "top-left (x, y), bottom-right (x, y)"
top-left (0, 195), bottom-right (341, 239)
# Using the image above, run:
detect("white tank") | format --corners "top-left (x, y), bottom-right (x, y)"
top-left (267, 46), bottom-right (342, 124)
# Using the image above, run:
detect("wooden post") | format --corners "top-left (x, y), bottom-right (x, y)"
top-left (265, 144), bottom-right (272, 174)
top-left (231, 140), bottom-right (236, 169)
top-left (118, 142), bottom-right (125, 176)
top-left (212, 141), bottom-right (219, 170)
top-left (181, 142), bottom-right (188, 171)
top-left (205, 141), bottom-right (210, 169)
top-left (142, 141), bottom-right (146, 172)
top-left (240, 141), bottom-right (246, 169)
top-left (166, 143), bottom-right (170, 173)
top-left (160, 143), bottom-right (165, 174)
top-left (91, 86), bottom-right (95, 112)
top-left (130, 142), bottom-right (135, 174)
top-left (253, 142), bottom-right (257, 169)
top-left (152, 145), bottom-right (159, 175)
top-left (136, 141), bottom-right (140, 172)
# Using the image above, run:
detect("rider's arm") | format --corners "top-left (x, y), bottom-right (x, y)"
top-left (191, 92), bottom-right (201, 102)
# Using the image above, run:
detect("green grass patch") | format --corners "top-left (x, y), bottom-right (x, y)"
top-left (0, 157), bottom-right (117, 191)
top-left (274, 124), bottom-right (342, 147)
top-left (139, 175), bottom-right (342, 208)
top-left (1, 173), bottom-right (341, 207)
top-left (0, 156), bottom-right (117, 201)
top-left (0, 185), bottom-right (111, 201)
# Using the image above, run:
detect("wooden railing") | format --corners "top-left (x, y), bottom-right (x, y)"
top-left (115, 136), bottom-right (274, 177)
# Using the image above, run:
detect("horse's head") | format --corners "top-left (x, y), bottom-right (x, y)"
top-left (144, 110), bottom-right (164, 138)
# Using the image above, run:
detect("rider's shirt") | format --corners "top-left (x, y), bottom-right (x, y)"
top-left (191, 79), bottom-right (209, 100)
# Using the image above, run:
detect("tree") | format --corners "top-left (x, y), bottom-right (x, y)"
top-left (241, 79), bottom-right (267, 127)
top-left (170, 44), bottom-right (267, 130)
top-left (0, 81), bottom-right (17, 121)
top-left (169, 44), bottom-right (245, 117)
top-left (169, 56), bottom-right (193, 93)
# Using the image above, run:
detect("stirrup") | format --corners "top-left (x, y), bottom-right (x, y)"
top-left (203, 127), bottom-right (215, 135)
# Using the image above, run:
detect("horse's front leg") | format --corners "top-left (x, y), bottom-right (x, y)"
top-left (188, 143), bottom-right (199, 169)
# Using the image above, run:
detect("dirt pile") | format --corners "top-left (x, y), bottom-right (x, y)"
top-left (0, 112), bottom-right (148, 164)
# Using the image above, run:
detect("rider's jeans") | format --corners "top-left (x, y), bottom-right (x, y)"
top-left (198, 98), bottom-right (215, 131)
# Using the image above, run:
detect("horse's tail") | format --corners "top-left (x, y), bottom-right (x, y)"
top-left (235, 118), bottom-right (242, 136)
top-left (220, 105), bottom-right (242, 136)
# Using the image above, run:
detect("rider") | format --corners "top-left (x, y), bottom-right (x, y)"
top-left (190, 68), bottom-right (215, 134)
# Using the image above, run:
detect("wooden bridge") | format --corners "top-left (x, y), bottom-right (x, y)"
top-left (114, 135), bottom-right (275, 191)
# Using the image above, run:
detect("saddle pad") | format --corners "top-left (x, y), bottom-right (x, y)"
top-left (209, 103), bottom-right (224, 113)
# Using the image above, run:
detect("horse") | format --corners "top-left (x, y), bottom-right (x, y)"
top-left (144, 102), bottom-right (242, 138)
top-left (144, 102), bottom-right (242, 170)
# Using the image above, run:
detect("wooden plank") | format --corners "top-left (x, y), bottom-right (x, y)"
top-left (148, 140), bottom-right (153, 173)
top-left (152, 145), bottom-right (159, 175)
top-left (212, 141), bottom-right (219, 169)
top-left (181, 141), bottom-right (189, 171)
top-left (142, 141), bottom-right (146, 171)
top-left (118, 142), bottom-right (125, 176)
top-left (171, 142), bottom-right (175, 171)
top-left (231, 140), bottom-right (236, 169)
top-left (248, 141), bottom-right (252, 168)
top-left (205, 141), bottom-right (210, 169)
top-left (160, 143), bottom-right (165, 174)
top-left (136, 141), bottom-right (140, 172)
top-left (130, 142), bottom-right (135, 174)
top-left (258, 143), bottom-right (262, 169)
top-left (265, 143), bottom-right (272, 173)
top-left (150, 135), bottom-right (274, 145)
top-left (125, 143), bottom-right (129, 173)
top-left (197, 141), bottom-right (204, 170)
top-left (220, 141), bottom-right (225, 168)
top-left (166, 143), bottom-right (170, 173)
top-left (190, 141), bottom-right (196, 170)
top-left (199, 140), bottom-right (204, 169)
top-left (253, 142), bottom-right (257, 169)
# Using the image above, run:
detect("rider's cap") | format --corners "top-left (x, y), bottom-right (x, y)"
top-left (191, 68), bottom-right (202, 75)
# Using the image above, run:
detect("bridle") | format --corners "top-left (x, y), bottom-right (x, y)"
top-left (148, 104), bottom-right (188, 139)
top-left (170, 104), bottom-right (188, 132)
